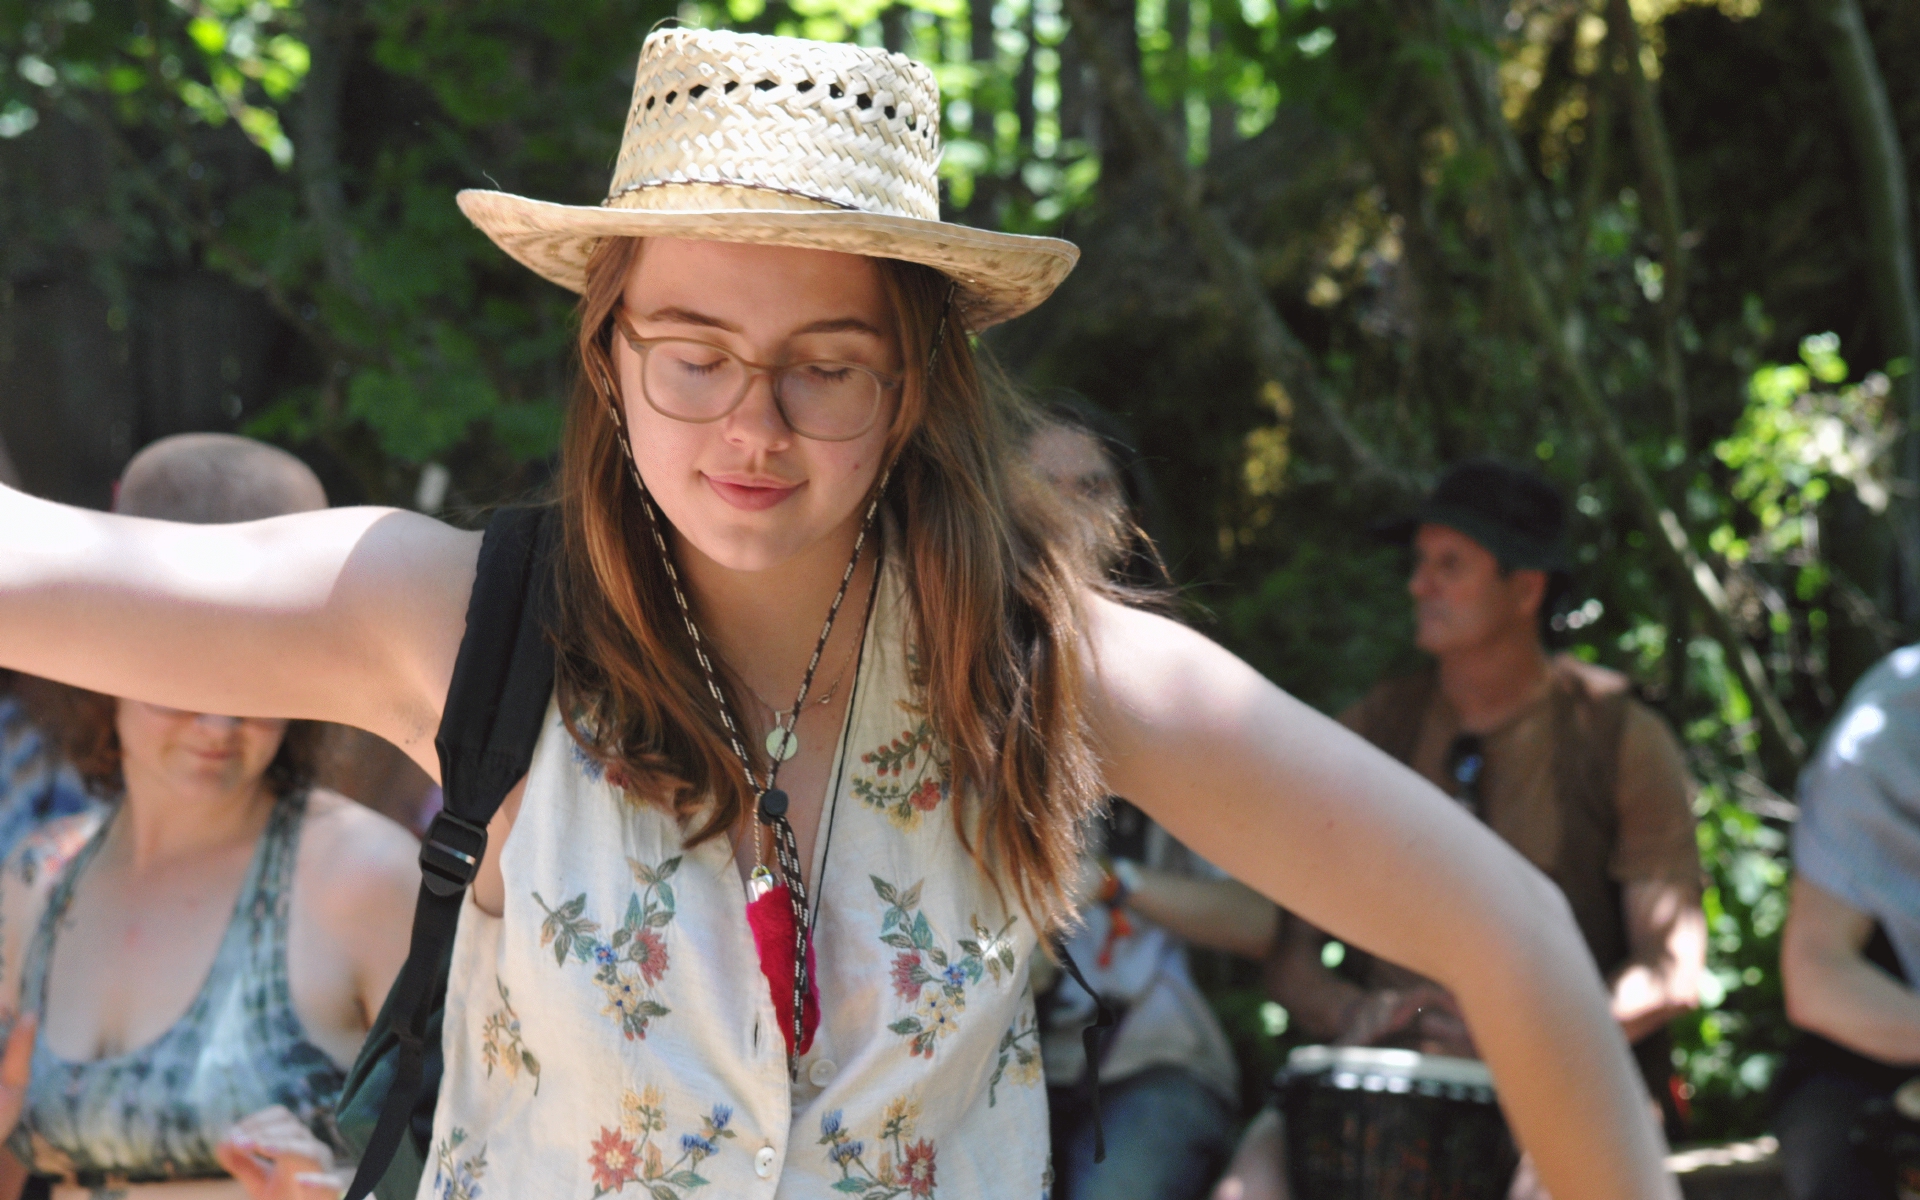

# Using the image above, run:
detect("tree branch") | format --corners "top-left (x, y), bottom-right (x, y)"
top-left (1608, 0), bottom-right (1690, 445)
top-left (1430, 0), bottom-right (1806, 771)
top-left (1807, 0), bottom-right (1920, 619)
top-left (296, 0), bottom-right (369, 307)
top-left (1062, 0), bottom-right (1416, 496)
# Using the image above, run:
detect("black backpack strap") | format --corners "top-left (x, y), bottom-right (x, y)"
top-left (344, 505), bottom-right (558, 1200)
top-left (1052, 940), bottom-right (1116, 1165)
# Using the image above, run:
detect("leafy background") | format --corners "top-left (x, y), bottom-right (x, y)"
top-left (6, 0), bottom-right (1920, 1146)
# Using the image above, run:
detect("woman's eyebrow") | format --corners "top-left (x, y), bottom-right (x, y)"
top-left (637, 308), bottom-right (884, 339)
top-left (793, 317), bottom-right (886, 338)
top-left (640, 306), bottom-right (742, 332)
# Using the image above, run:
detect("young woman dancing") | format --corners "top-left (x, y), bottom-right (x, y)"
top-left (0, 29), bottom-right (1676, 1200)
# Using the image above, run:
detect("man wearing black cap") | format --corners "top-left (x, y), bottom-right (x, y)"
top-left (1255, 462), bottom-right (1706, 1166)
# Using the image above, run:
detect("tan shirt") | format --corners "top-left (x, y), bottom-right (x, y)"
top-left (1341, 659), bottom-right (1701, 982)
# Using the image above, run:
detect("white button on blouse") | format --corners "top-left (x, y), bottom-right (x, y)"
top-left (755, 1145), bottom-right (777, 1179)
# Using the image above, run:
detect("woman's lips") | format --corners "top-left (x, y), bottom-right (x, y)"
top-left (705, 474), bottom-right (802, 512)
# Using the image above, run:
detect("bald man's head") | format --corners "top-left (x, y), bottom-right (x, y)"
top-left (117, 433), bottom-right (327, 523)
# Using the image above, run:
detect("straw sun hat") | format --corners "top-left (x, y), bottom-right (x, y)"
top-left (457, 27), bottom-right (1079, 331)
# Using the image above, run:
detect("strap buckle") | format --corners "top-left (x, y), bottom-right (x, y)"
top-left (419, 810), bottom-right (490, 897)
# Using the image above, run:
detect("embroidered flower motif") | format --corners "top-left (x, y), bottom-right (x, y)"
top-left (915, 991), bottom-right (961, 1043)
top-left (680, 1134), bottom-right (718, 1159)
top-left (630, 926), bottom-right (669, 987)
top-left (990, 990), bottom-right (1052, 1105)
top-left (902, 1139), bottom-right (938, 1197)
top-left (821, 1096), bottom-right (940, 1198)
top-left (590, 1087), bottom-right (734, 1197)
top-left (890, 951), bottom-right (924, 1001)
top-left (988, 991), bottom-right (1043, 1106)
top-left (851, 713), bottom-right (949, 831)
top-left (479, 977), bottom-right (540, 1093)
top-left (431, 1129), bottom-right (487, 1200)
top-left (880, 1097), bottom-right (920, 1142)
top-left (589, 1128), bottom-right (642, 1196)
top-left (872, 876), bottom-right (1019, 1057)
top-left (830, 1139), bottom-right (865, 1167)
top-left (571, 738), bottom-right (607, 783)
top-left (532, 856), bottom-right (680, 1040)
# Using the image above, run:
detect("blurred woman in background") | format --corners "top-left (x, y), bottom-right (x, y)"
top-left (0, 434), bottom-right (420, 1200)
top-left (1027, 400), bottom-right (1279, 1200)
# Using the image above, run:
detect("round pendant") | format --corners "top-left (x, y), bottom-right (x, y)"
top-left (766, 725), bottom-right (799, 762)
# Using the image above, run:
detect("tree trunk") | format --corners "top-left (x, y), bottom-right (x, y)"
top-left (1607, 0), bottom-right (1690, 449)
top-left (296, 0), bottom-right (365, 306)
top-left (1063, 0), bottom-right (1414, 493)
top-left (1807, 0), bottom-right (1920, 626)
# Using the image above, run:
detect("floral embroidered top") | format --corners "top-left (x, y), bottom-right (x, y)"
top-left (425, 559), bottom-right (1051, 1200)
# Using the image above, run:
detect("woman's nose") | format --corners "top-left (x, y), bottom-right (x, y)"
top-left (723, 371), bottom-right (795, 448)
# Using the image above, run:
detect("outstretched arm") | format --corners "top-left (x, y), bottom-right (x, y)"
top-left (1119, 869), bottom-right (1277, 959)
top-left (1087, 598), bottom-right (1676, 1200)
top-left (1782, 875), bottom-right (1920, 1064)
top-left (0, 484), bottom-right (478, 777)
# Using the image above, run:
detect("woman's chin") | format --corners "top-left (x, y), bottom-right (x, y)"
top-left (665, 500), bottom-right (858, 576)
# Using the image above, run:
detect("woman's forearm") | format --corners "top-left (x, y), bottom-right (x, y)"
top-left (1123, 868), bottom-right (1278, 959)
top-left (1785, 948), bottom-right (1920, 1064)
top-left (1449, 877), bottom-right (1677, 1200)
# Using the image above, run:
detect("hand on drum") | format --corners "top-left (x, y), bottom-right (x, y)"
top-left (1337, 985), bottom-right (1478, 1058)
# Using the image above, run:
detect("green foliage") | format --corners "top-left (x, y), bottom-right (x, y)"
top-left (1712, 333), bottom-right (1896, 564)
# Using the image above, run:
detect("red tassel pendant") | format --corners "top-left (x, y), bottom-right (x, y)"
top-left (745, 883), bottom-right (820, 1057)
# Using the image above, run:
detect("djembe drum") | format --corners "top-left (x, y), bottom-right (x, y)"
top-left (1276, 1045), bottom-right (1518, 1200)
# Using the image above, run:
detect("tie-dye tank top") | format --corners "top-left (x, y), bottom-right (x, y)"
top-left (12, 789), bottom-right (349, 1182)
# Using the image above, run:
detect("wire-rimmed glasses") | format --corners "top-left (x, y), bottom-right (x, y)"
top-left (612, 311), bottom-right (900, 442)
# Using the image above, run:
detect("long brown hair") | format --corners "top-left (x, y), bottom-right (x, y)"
top-left (553, 237), bottom-right (1112, 932)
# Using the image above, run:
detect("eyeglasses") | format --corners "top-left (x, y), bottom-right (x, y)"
top-left (612, 311), bottom-right (901, 442)
top-left (1444, 733), bottom-right (1486, 820)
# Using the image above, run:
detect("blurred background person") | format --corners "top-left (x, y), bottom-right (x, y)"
top-left (1028, 399), bottom-right (1280, 1200)
top-left (0, 434), bottom-right (421, 1200)
top-left (0, 676), bottom-right (95, 873)
top-left (1776, 643), bottom-right (1920, 1199)
top-left (0, 433), bottom-right (91, 865)
top-left (1221, 460), bottom-right (1704, 1200)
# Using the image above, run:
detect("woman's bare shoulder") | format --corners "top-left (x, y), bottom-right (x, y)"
top-left (295, 788), bottom-right (421, 915)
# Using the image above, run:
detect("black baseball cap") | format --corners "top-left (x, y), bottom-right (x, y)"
top-left (1374, 459), bottom-right (1572, 574)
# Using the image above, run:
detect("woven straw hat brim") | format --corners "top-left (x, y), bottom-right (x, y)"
top-left (458, 190), bottom-right (1078, 332)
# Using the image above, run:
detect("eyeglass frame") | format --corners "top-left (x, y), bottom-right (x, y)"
top-left (609, 309), bottom-right (904, 443)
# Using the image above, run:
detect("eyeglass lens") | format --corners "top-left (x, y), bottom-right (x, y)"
top-left (642, 339), bottom-right (882, 441)
top-left (1445, 733), bottom-right (1485, 819)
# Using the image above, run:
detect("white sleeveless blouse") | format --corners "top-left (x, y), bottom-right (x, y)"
top-left (423, 564), bottom-right (1052, 1200)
